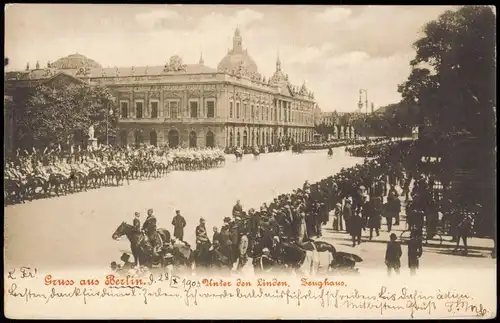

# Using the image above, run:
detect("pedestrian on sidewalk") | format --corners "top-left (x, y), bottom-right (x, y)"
top-left (367, 197), bottom-right (381, 240)
top-left (454, 212), bottom-right (473, 256)
top-left (408, 230), bottom-right (423, 276)
top-left (350, 212), bottom-right (363, 247)
top-left (331, 202), bottom-right (343, 231)
top-left (385, 233), bottom-right (402, 276)
top-left (387, 189), bottom-right (401, 229)
top-left (343, 198), bottom-right (353, 233)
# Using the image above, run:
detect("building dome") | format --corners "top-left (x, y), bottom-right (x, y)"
top-left (217, 28), bottom-right (258, 75)
top-left (51, 53), bottom-right (102, 70)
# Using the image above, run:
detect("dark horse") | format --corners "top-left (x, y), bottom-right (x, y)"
top-left (112, 222), bottom-right (171, 268)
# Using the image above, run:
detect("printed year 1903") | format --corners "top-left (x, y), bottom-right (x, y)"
top-left (147, 272), bottom-right (201, 290)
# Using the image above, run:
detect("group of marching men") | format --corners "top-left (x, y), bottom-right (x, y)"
top-left (114, 139), bottom-right (478, 273)
top-left (4, 145), bottom-right (226, 203)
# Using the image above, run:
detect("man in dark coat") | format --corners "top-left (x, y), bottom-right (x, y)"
top-left (343, 198), bottom-right (353, 233)
top-left (133, 212), bottom-right (141, 231)
top-left (142, 209), bottom-right (157, 234)
top-left (385, 233), bottom-right (402, 276)
top-left (408, 230), bottom-right (423, 275)
top-left (212, 226), bottom-right (221, 246)
top-left (367, 198), bottom-right (381, 240)
top-left (386, 189), bottom-right (401, 229)
top-left (195, 218), bottom-right (211, 265)
top-left (171, 210), bottom-right (186, 241)
top-left (232, 200), bottom-right (243, 218)
top-left (350, 212), bottom-right (363, 247)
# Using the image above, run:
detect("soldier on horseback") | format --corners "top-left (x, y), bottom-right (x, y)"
top-left (142, 209), bottom-right (163, 257)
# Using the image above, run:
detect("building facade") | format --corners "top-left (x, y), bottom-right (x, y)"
top-left (5, 28), bottom-right (316, 149)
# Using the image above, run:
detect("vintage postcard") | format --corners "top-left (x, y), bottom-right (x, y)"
top-left (4, 4), bottom-right (497, 319)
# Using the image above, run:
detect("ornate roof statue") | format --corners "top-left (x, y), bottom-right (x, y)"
top-left (164, 55), bottom-right (187, 72)
top-left (145, 66), bottom-right (148, 75)
top-left (75, 64), bottom-right (91, 77)
top-left (299, 82), bottom-right (308, 96)
top-left (115, 67), bottom-right (120, 77)
top-left (217, 28), bottom-right (258, 75)
top-left (25, 62), bottom-right (30, 71)
top-left (262, 76), bottom-right (266, 84)
top-left (131, 66), bottom-right (135, 76)
top-left (35, 61), bottom-right (40, 69)
top-left (47, 61), bottom-right (52, 68)
top-left (43, 66), bottom-right (57, 77)
top-left (52, 53), bottom-right (102, 70)
top-left (270, 54), bottom-right (288, 86)
top-left (199, 52), bottom-right (204, 65)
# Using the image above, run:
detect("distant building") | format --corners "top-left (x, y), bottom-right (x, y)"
top-left (5, 28), bottom-right (316, 149)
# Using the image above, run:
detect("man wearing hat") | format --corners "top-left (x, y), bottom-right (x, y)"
top-left (232, 200), bottom-right (243, 218)
top-left (343, 197), bottom-right (353, 233)
top-left (133, 212), bottom-right (141, 231)
top-left (195, 218), bottom-right (211, 264)
top-left (142, 209), bottom-right (157, 234)
top-left (142, 209), bottom-right (162, 254)
top-left (172, 210), bottom-right (186, 241)
top-left (120, 253), bottom-right (135, 272)
top-left (220, 217), bottom-right (234, 263)
top-left (385, 233), bottom-right (402, 276)
top-left (408, 230), bottom-right (423, 275)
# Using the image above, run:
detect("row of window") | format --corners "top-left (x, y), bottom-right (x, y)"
top-left (227, 131), bottom-right (312, 147)
top-left (119, 100), bottom-right (216, 119)
top-left (120, 130), bottom-right (216, 148)
top-left (228, 101), bottom-right (312, 124)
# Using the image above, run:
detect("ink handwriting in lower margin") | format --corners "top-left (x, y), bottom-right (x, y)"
top-left (6, 282), bottom-right (490, 317)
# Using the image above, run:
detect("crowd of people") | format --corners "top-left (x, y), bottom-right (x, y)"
top-left (4, 145), bottom-right (225, 204)
top-left (111, 138), bottom-right (482, 277)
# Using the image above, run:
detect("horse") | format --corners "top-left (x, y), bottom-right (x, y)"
top-left (252, 147), bottom-right (260, 159)
top-left (112, 222), bottom-right (153, 268)
top-left (234, 149), bottom-right (243, 161)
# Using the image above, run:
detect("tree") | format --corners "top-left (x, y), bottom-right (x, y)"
top-left (398, 6), bottom-right (496, 236)
top-left (12, 83), bottom-right (118, 150)
top-left (398, 6), bottom-right (495, 143)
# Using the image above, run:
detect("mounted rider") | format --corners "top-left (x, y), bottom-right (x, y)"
top-left (195, 217), bottom-right (211, 259)
top-left (142, 208), bottom-right (163, 255)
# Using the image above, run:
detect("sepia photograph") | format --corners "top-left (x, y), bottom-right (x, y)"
top-left (3, 4), bottom-right (497, 319)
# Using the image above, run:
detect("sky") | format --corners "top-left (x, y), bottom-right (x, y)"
top-left (5, 4), bottom-right (457, 112)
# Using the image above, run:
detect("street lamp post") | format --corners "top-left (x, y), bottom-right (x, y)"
top-left (105, 98), bottom-right (115, 146)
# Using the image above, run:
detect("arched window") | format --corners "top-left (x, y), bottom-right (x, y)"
top-left (237, 132), bottom-right (241, 147)
top-left (229, 131), bottom-right (234, 147)
top-left (243, 130), bottom-right (248, 147)
top-left (229, 101), bottom-right (233, 118)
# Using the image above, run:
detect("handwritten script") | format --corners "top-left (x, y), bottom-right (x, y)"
top-left (5, 267), bottom-right (492, 319)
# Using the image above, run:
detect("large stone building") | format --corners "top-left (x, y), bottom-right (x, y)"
top-left (5, 28), bottom-right (316, 149)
